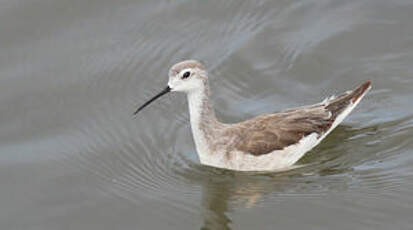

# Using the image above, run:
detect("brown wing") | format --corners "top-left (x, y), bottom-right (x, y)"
top-left (228, 81), bottom-right (371, 156)
top-left (229, 106), bottom-right (331, 155)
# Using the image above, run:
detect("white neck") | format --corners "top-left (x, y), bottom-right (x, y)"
top-left (186, 83), bottom-right (220, 161)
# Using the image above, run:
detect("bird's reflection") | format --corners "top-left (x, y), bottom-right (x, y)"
top-left (198, 170), bottom-right (267, 230)
top-left (198, 167), bottom-right (322, 230)
top-left (200, 179), bottom-right (232, 230)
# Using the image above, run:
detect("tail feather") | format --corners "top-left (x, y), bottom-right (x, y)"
top-left (326, 81), bottom-right (372, 119)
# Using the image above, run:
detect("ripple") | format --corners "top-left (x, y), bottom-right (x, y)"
top-left (2, 0), bottom-right (413, 228)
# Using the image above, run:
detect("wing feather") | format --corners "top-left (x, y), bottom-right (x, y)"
top-left (227, 81), bottom-right (371, 156)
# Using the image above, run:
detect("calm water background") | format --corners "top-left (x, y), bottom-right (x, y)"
top-left (1, 0), bottom-right (413, 229)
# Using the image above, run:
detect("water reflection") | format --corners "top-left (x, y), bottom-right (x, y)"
top-left (197, 168), bottom-right (335, 230)
top-left (200, 179), bottom-right (232, 230)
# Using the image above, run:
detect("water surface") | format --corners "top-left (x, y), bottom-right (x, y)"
top-left (1, 0), bottom-right (413, 229)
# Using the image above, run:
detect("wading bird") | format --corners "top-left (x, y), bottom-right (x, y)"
top-left (134, 60), bottom-right (371, 171)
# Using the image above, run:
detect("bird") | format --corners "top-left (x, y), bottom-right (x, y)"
top-left (134, 60), bottom-right (372, 171)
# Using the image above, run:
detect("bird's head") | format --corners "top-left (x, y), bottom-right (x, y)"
top-left (134, 60), bottom-right (207, 115)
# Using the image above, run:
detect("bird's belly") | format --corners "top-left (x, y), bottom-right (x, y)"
top-left (199, 133), bottom-right (320, 171)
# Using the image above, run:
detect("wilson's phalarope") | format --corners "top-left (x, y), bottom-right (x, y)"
top-left (134, 60), bottom-right (372, 171)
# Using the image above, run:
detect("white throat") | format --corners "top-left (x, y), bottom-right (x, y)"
top-left (186, 85), bottom-right (216, 162)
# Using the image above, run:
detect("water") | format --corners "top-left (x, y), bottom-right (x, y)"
top-left (1, 0), bottom-right (413, 229)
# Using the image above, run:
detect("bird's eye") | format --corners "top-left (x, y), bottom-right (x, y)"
top-left (182, 71), bottom-right (191, 79)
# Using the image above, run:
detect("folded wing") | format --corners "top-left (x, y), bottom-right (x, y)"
top-left (229, 81), bottom-right (371, 156)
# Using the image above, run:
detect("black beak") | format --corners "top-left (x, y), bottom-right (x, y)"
top-left (134, 86), bottom-right (171, 115)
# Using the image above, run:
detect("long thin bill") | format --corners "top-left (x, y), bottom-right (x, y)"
top-left (134, 86), bottom-right (171, 115)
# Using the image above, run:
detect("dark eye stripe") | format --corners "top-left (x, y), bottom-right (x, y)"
top-left (182, 71), bottom-right (190, 79)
